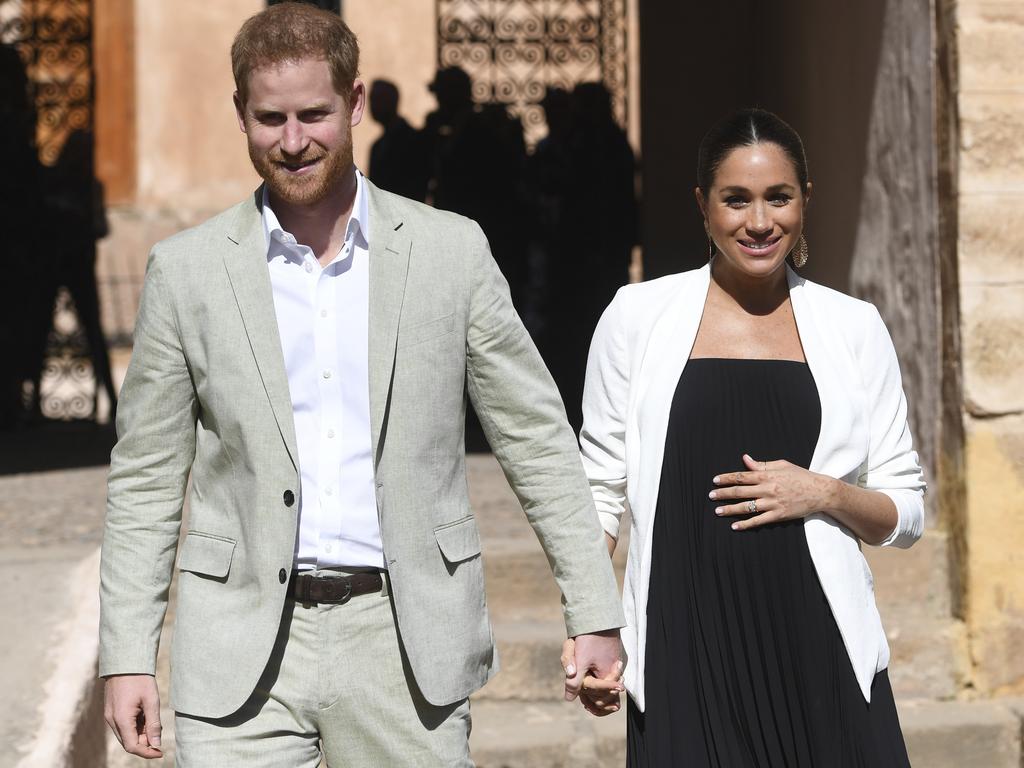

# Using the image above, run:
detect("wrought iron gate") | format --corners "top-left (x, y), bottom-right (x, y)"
top-left (1, 0), bottom-right (101, 421)
top-left (437, 0), bottom-right (628, 147)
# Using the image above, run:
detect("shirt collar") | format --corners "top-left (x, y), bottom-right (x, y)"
top-left (262, 169), bottom-right (370, 259)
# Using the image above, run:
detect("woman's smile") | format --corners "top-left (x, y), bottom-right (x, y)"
top-left (736, 235), bottom-right (783, 257)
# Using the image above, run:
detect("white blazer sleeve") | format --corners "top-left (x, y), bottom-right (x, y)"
top-left (580, 289), bottom-right (631, 540)
top-left (857, 305), bottom-right (926, 548)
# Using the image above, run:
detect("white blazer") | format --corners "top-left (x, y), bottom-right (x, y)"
top-left (580, 263), bottom-right (925, 711)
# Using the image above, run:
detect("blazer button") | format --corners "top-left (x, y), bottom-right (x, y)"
top-left (283, 490), bottom-right (295, 507)
top-left (278, 568), bottom-right (288, 584)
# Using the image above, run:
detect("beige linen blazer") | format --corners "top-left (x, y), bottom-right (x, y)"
top-left (580, 263), bottom-right (925, 711)
top-left (99, 180), bottom-right (624, 718)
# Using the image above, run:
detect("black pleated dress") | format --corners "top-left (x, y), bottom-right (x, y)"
top-left (627, 359), bottom-right (910, 768)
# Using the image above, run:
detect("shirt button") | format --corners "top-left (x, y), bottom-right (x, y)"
top-left (325, 487), bottom-right (333, 497)
top-left (320, 309), bottom-right (328, 318)
top-left (322, 369), bottom-right (332, 379)
top-left (325, 543), bottom-right (333, 553)
top-left (278, 568), bottom-right (288, 584)
top-left (283, 490), bottom-right (295, 507)
top-left (327, 429), bottom-right (335, 439)
top-left (304, 262), bottom-right (313, 273)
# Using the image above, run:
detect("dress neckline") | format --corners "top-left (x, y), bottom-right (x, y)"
top-left (687, 357), bottom-right (807, 365)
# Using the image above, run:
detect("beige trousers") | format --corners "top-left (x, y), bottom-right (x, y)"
top-left (174, 572), bottom-right (473, 767)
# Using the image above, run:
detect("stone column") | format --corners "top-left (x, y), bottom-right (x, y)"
top-left (955, 0), bottom-right (1024, 695)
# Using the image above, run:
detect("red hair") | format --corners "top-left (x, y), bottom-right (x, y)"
top-left (231, 2), bottom-right (360, 105)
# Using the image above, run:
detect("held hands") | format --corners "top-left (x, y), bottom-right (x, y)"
top-left (709, 453), bottom-right (836, 531)
top-left (561, 633), bottom-right (624, 716)
top-left (104, 674), bottom-right (162, 758)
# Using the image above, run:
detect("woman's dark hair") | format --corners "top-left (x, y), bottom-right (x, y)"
top-left (697, 108), bottom-right (809, 197)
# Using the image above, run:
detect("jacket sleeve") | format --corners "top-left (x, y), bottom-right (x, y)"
top-left (99, 250), bottom-right (197, 676)
top-left (463, 222), bottom-right (624, 637)
top-left (857, 305), bottom-right (925, 549)
top-left (579, 289), bottom-right (630, 541)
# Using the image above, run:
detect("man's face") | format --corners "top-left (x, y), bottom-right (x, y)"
top-left (234, 58), bottom-right (364, 207)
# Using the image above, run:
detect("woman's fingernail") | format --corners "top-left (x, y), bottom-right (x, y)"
top-left (715, 507), bottom-right (723, 515)
top-left (712, 476), bottom-right (720, 484)
top-left (731, 523), bottom-right (739, 531)
top-left (565, 664), bottom-right (576, 676)
top-left (708, 491), bottom-right (716, 499)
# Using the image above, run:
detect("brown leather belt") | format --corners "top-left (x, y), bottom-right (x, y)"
top-left (289, 570), bottom-right (383, 604)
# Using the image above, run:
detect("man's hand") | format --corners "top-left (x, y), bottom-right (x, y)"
top-left (104, 674), bottom-right (162, 758)
top-left (561, 630), bottom-right (623, 702)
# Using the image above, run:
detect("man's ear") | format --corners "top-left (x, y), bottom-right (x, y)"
top-left (348, 79), bottom-right (366, 128)
top-left (233, 91), bottom-right (247, 134)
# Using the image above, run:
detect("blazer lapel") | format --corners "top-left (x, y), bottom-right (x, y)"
top-left (366, 181), bottom-right (411, 463)
top-left (223, 189), bottom-right (299, 470)
top-left (787, 266), bottom-right (860, 478)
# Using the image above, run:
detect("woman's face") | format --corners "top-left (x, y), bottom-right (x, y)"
top-left (697, 142), bottom-right (809, 280)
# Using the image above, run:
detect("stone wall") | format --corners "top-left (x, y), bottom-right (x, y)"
top-left (133, 0), bottom-right (261, 211)
top-left (96, 0), bottom-right (262, 343)
top-left (955, 0), bottom-right (1024, 695)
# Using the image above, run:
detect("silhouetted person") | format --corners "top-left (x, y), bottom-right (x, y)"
top-left (0, 44), bottom-right (44, 428)
top-left (367, 79), bottom-right (427, 202)
top-left (528, 87), bottom-right (571, 332)
top-left (40, 130), bottom-right (118, 420)
top-left (423, 66), bottom-right (529, 309)
top-left (545, 82), bottom-right (638, 433)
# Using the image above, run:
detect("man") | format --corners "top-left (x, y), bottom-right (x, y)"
top-left (100, 4), bottom-right (623, 766)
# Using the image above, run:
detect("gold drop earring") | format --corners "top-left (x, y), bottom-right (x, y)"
top-left (704, 221), bottom-right (715, 261)
top-left (790, 234), bottom-right (809, 268)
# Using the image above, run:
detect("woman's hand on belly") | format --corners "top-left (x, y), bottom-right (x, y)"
top-left (709, 453), bottom-right (838, 530)
top-left (709, 453), bottom-right (899, 544)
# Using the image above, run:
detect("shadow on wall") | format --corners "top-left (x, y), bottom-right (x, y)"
top-left (639, 0), bottom-right (887, 294)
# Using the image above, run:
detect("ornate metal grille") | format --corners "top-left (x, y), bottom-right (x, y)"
top-left (437, 0), bottom-right (628, 147)
top-left (1, 0), bottom-right (93, 166)
top-left (2, 0), bottom-right (100, 421)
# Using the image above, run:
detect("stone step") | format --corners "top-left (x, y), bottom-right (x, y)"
top-left (481, 537), bottom-right (964, 699)
top-left (483, 614), bottom-right (965, 706)
top-left (469, 698), bottom-right (1024, 768)
top-left (900, 698), bottom-right (1023, 768)
top-left (863, 530), bottom-right (964, 700)
top-left (864, 529), bottom-right (955, 622)
top-left (480, 518), bottom-right (950, 628)
top-left (482, 539), bottom-right (627, 623)
top-left (469, 700), bottom-right (625, 768)
top-left (480, 621), bottom-right (568, 702)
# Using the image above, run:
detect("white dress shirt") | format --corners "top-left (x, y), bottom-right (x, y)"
top-left (262, 171), bottom-right (382, 570)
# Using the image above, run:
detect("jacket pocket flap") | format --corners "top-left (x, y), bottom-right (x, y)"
top-left (178, 532), bottom-right (236, 578)
top-left (399, 313), bottom-right (455, 349)
top-left (434, 516), bottom-right (482, 564)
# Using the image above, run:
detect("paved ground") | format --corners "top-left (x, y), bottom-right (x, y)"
top-left (0, 462), bottom-right (108, 768)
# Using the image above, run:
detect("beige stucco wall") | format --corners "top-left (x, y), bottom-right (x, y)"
top-left (133, 0), bottom-right (261, 212)
top-left (956, 0), bottom-right (1024, 695)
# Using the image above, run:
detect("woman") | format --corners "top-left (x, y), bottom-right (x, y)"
top-left (569, 109), bottom-right (924, 766)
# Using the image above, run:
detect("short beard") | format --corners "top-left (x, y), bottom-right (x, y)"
top-left (249, 139), bottom-right (353, 207)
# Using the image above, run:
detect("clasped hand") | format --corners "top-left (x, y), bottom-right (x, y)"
top-left (709, 453), bottom-right (835, 531)
top-left (561, 632), bottom-right (624, 717)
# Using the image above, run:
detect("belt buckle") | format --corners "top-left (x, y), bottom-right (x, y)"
top-left (334, 577), bottom-right (353, 605)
